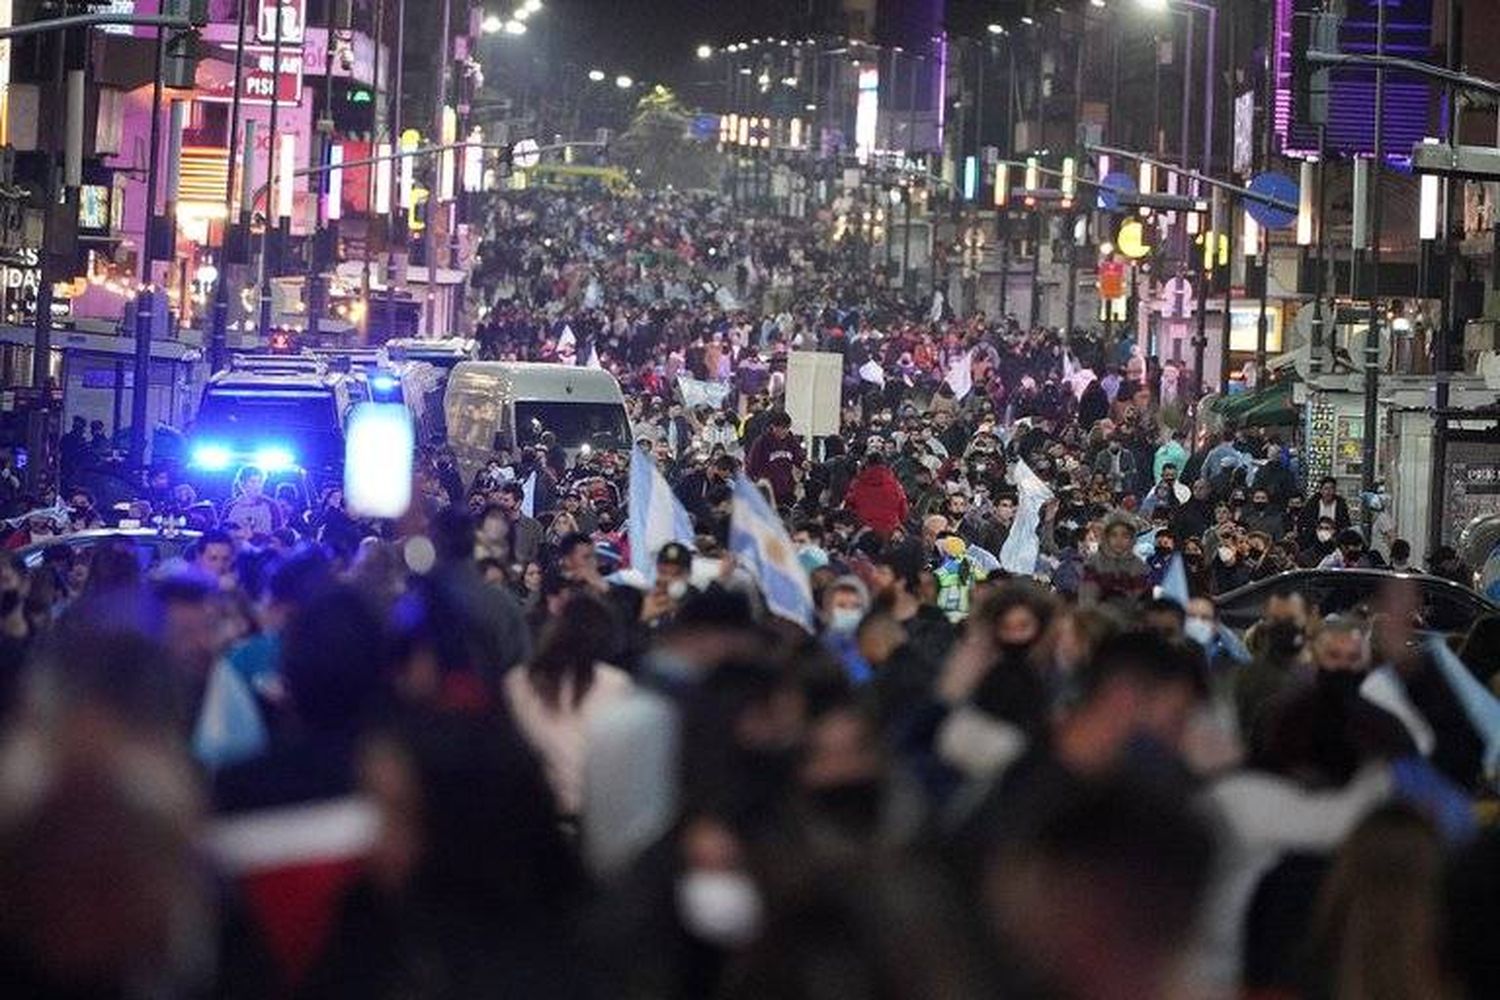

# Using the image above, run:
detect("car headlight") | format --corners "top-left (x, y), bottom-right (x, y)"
top-left (254, 446), bottom-right (297, 472)
top-left (190, 443), bottom-right (233, 471)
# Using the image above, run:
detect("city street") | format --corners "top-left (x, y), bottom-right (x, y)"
top-left (2, 1), bottom-right (1500, 998)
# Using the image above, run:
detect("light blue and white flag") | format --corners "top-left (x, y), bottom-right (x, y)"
top-left (730, 474), bottom-right (815, 629)
top-left (193, 659), bottom-right (268, 770)
top-left (628, 453), bottom-right (696, 584)
top-left (1156, 553), bottom-right (1190, 608)
top-left (1426, 636), bottom-right (1500, 784)
top-left (999, 459), bottom-right (1054, 577)
top-left (1134, 526), bottom-right (1161, 560)
top-left (677, 374), bottom-right (732, 409)
top-left (583, 342), bottom-right (602, 369)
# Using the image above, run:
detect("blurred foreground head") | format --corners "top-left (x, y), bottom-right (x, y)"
top-left (0, 712), bottom-right (207, 993)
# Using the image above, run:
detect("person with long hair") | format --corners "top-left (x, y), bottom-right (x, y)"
top-left (503, 591), bottom-right (634, 818)
top-left (1305, 804), bottom-right (1454, 1000)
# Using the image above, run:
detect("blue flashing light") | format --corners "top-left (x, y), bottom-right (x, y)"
top-left (253, 445), bottom-right (297, 472)
top-left (370, 374), bottom-right (399, 394)
top-left (190, 443), bottom-right (234, 471)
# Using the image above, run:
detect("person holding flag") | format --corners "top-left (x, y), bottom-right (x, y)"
top-left (730, 473), bottom-right (815, 630)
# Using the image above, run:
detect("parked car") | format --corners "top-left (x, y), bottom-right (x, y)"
top-left (17, 529), bottom-right (202, 574)
top-left (1215, 568), bottom-right (1497, 636)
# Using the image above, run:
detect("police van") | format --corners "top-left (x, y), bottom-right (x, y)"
top-left (445, 362), bottom-right (630, 484)
top-left (186, 357), bottom-right (353, 495)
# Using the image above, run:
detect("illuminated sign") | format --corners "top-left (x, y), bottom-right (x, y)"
top-left (257, 0), bottom-right (306, 44)
top-left (854, 67), bottom-right (878, 165)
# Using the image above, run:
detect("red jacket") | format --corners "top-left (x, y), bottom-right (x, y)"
top-left (844, 465), bottom-right (910, 536)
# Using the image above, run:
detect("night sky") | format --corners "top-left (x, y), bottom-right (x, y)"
top-left (529, 1), bottom-right (1030, 90)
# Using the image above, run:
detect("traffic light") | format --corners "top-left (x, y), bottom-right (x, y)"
top-left (1293, 8), bottom-right (1342, 127)
top-left (163, 1), bottom-right (207, 89)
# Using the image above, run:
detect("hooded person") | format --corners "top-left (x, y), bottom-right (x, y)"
top-left (842, 452), bottom-right (910, 537)
top-left (1079, 510), bottom-right (1152, 606)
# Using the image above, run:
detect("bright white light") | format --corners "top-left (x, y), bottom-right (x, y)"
top-left (276, 133), bottom-right (295, 220)
top-left (345, 404), bottom-right (414, 519)
top-left (1060, 155), bottom-right (1077, 202)
top-left (524, 0), bottom-right (542, 11)
top-left (587, 68), bottom-right (605, 81)
top-left (1137, 0), bottom-right (1168, 10)
top-left (399, 133), bottom-right (417, 209)
top-left (463, 135), bottom-right (484, 193)
top-left (696, 44), bottom-right (713, 60)
top-left (513, 6), bottom-right (530, 21)
top-left (1242, 210), bottom-right (1261, 257)
top-left (963, 155), bottom-right (978, 200)
top-left (481, 13), bottom-right (502, 33)
top-left (615, 74), bottom-right (633, 88)
top-left (191, 443), bottom-right (233, 471)
top-left (987, 23), bottom-right (1004, 35)
top-left (197, 264), bottom-right (219, 285)
top-left (854, 67), bottom-right (879, 163)
top-left (1091, 0), bottom-right (1107, 7)
top-left (1419, 138), bottom-right (1440, 241)
top-left (1020, 15), bottom-right (1035, 25)
top-left (375, 142), bottom-right (392, 213)
top-left (326, 144), bottom-right (343, 221)
top-left (254, 445), bottom-right (297, 472)
top-left (1297, 159), bottom-right (1315, 246)
top-left (502, 18), bottom-right (525, 34)
top-left (994, 162), bottom-right (1009, 207)
top-left (781, 75), bottom-right (797, 86)
top-left (1024, 156), bottom-right (1040, 193)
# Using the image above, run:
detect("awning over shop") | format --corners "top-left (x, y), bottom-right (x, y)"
top-left (1210, 377), bottom-right (1297, 427)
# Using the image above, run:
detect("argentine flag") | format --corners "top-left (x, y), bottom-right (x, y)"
top-left (628, 453), bottom-right (696, 584)
top-left (730, 475), bottom-right (815, 630)
top-left (193, 659), bottom-right (268, 770)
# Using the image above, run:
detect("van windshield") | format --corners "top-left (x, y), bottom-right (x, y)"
top-left (197, 390), bottom-right (341, 433)
top-left (515, 401), bottom-right (629, 450)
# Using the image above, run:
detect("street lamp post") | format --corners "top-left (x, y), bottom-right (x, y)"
top-left (256, 0), bottom-right (287, 340)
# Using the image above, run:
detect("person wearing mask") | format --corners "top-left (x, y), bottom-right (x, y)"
top-left (1153, 430), bottom-right (1189, 485)
top-left (1210, 528), bottom-right (1252, 595)
top-left (1319, 528), bottom-right (1374, 569)
top-left (1233, 592), bottom-right (1308, 740)
top-left (1298, 477), bottom-right (1352, 547)
top-left (744, 410), bottom-right (804, 508)
top-left (1239, 487), bottom-right (1285, 541)
top-left (1180, 536), bottom-right (1214, 597)
top-left (1299, 515), bottom-right (1340, 567)
top-left (820, 575), bottom-right (873, 685)
top-left (1247, 440), bottom-right (1295, 505)
top-left (504, 591), bottom-right (635, 818)
top-left (843, 452), bottom-right (909, 538)
top-left (1092, 438), bottom-right (1137, 496)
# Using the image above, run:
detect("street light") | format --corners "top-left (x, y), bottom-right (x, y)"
top-left (502, 19), bottom-right (526, 35)
top-left (986, 23), bottom-right (1005, 35)
top-left (696, 44), bottom-right (713, 60)
top-left (587, 68), bottom-right (605, 82)
top-left (481, 13), bottom-right (502, 33)
top-left (615, 74), bottom-right (633, 89)
top-left (523, 0), bottom-right (542, 11)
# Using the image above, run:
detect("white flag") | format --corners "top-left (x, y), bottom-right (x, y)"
top-left (521, 469), bottom-right (538, 517)
top-left (584, 343), bottom-right (602, 369)
top-left (945, 349), bottom-right (974, 400)
top-left (999, 459), bottom-right (1054, 576)
top-left (859, 360), bottom-right (886, 388)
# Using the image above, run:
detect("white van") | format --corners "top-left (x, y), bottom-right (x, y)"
top-left (445, 362), bottom-right (631, 481)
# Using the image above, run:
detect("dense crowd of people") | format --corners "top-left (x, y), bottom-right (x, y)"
top-left (0, 184), bottom-right (1498, 999)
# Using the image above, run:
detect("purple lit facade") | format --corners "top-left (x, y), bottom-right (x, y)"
top-left (1275, 0), bottom-right (1434, 162)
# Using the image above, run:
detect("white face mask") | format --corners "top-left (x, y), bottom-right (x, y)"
top-left (676, 870), bottom-right (763, 948)
top-left (827, 607), bottom-right (864, 635)
top-left (1316, 529), bottom-right (1334, 543)
top-left (1083, 540), bottom-right (1100, 556)
top-left (1217, 546), bottom-right (1237, 564)
top-left (1184, 617), bottom-right (1215, 647)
